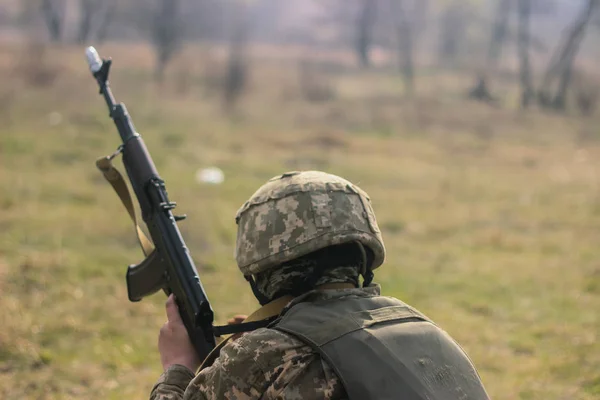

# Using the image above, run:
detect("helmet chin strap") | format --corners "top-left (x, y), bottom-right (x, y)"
top-left (245, 275), bottom-right (271, 306)
top-left (355, 241), bottom-right (374, 287)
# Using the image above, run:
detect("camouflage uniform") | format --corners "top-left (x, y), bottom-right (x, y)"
top-left (150, 285), bottom-right (381, 400)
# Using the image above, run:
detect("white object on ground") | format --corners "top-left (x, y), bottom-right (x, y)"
top-left (196, 167), bottom-right (225, 184)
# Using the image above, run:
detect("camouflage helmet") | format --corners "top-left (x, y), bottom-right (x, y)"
top-left (235, 171), bottom-right (386, 276)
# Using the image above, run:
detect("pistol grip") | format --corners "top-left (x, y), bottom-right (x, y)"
top-left (126, 250), bottom-right (166, 302)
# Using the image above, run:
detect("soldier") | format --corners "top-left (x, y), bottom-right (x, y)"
top-left (150, 171), bottom-right (490, 400)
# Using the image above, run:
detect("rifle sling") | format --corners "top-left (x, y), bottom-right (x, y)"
top-left (96, 155), bottom-right (155, 256)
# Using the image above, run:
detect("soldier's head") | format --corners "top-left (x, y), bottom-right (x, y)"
top-left (235, 171), bottom-right (386, 305)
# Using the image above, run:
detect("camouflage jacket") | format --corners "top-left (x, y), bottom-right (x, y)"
top-left (148, 287), bottom-right (386, 400)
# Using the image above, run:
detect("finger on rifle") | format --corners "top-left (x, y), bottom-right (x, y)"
top-left (165, 294), bottom-right (182, 323)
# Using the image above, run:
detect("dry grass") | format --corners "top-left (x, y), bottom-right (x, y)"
top-left (0, 40), bottom-right (599, 399)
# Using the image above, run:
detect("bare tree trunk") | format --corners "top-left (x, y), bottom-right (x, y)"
top-left (224, 5), bottom-right (250, 111)
top-left (78, 0), bottom-right (97, 44)
top-left (356, 0), bottom-right (377, 68)
top-left (390, 0), bottom-right (414, 96)
top-left (438, 4), bottom-right (465, 66)
top-left (517, 0), bottom-right (534, 108)
top-left (470, 0), bottom-right (511, 102)
top-left (552, 0), bottom-right (598, 109)
top-left (41, 0), bottom-right (64, 42)
top-left (487, 0), bottom-right (511, 66)
top-left (96, 1), bottom-right (117, 44)
top-left (539, 0), bottom-right (598, 110)
top-left (152, 0), bottom-right (182, 82)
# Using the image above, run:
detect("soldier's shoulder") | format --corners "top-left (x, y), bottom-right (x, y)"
top-left (191, 327), bottom-right (330, 399)
top-left (222, 326), bottom-right (313, 370)
top-left (191, 328), bottom-right (309, 398)
top-left (231, 326), bottom-right (310, 355)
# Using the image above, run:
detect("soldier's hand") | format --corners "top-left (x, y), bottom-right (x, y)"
top-left (158, 294), bottom-right (201, 373)
top-left (227, 315), bottom-right (248, 325)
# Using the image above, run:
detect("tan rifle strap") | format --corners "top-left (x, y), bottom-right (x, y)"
top-left (96, 155), bottom-right (155, 256)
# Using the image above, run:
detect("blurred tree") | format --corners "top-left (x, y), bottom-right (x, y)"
top-left (356, 0), bottom-right (377, 68)
top-left (572, 70), bottom-right (599, 116)
top-left (77, 0), bottom-right (97, 44)
top-left (517, 0), bottom-right (534, 108)
top-left (437, 2), bottom-right (471, 67)
top-left (538, 0), bottom-right (599, 110)
top-left (224, 20), bottom-right (248, 110)
top-left (223, 0), bottom-right (255, 111)
top-left (95, 1), bottom-right (117, 44)
top-left (77, 0), bottom-right (116, 44)
top-left (487, 0), bottom-right (511, 65)
top-left (469, 0), bottom-right (512, 103)
top-left (151, 0), bottom-right (183, 82)
top-left (40, 0), bottom-right (65, 42)
top-left (389, 0), bottom-right (414, 95)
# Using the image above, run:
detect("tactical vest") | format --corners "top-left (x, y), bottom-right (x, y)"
top-left (271, 293), bottom-right (490, 400)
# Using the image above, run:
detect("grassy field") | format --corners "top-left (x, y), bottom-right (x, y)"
top-left (0, 41), bottom-right (599, 399)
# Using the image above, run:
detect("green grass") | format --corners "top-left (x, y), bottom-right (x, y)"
top-left (1, 41), bottom-right (599, 399)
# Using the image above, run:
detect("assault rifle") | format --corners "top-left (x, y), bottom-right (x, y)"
top-left (85, 47), bottom-right (215, 360)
